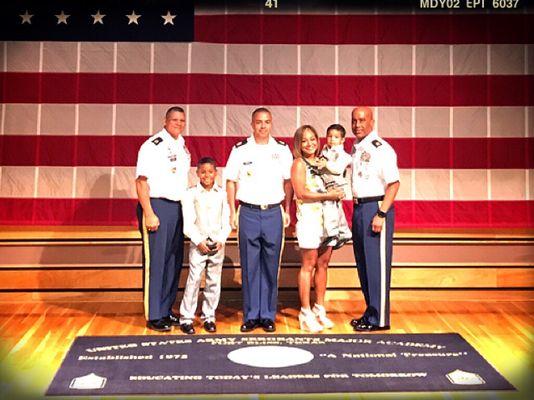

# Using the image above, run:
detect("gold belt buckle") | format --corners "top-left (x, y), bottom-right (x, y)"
top-left (260, 204), bottom-right (268, 210)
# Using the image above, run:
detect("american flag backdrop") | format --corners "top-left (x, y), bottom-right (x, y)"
top-left (0, 0), bottom-right (533, 228)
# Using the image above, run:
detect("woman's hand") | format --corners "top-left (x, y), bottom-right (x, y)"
top-left (315, 158), bottom-right (327, 170)
top-left (325, 188), bottom-right (345, 201)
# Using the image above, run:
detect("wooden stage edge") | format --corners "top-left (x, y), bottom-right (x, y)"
top-left (1, 225), bottom-right (534, 240)
top-left (1, 225), bottom-right (532, 304)
top-left (1, 289), bottom-right (534, 303)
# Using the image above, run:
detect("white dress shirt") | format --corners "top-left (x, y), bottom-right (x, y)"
top-left (351, 131), bottom-right (400, 198)
top-left (136, 128), bottom-right (191, 201)
top-left (321, 144), bottom-right (352, 175)
top-left (224, 135), bottom-right (293, 205)
top-left (182, 183), bottom-right (231, 246)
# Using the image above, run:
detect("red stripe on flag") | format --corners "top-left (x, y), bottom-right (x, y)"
top-left (116, 74), bottom-right (152, 104)
top-left (452, 138), bottom-right (489, 169)
top-left (39, 136), bottom-right (75, 166)
top-left (2, 73), bottom-right (532, 106)
top-left (77, 136), bottom-right (114, 166)
top-left (152, 74), bottom-right (189, 104)
top-left (1, 198), bottom-right (531, 227)
top-left (2, 136), bottom-right (532, 169)
top-left (0, 198), bottom-right (136, 226)
top-left (114, 136), bottom-right (147, 167)
top-left (490, 138), bottom-right (531, 169)
top-left (41, 74), bottom-right (78, 103)
top-left (0, 136), bottom-right (38, 166)
top-left (194, 14), bottom-right (532, 44)
top-left (3, 72), bottom-right (40, 103)
top-left (411, 138), bottom-right (452, 169)
top-left (79, 73), bottom-right (116, 103)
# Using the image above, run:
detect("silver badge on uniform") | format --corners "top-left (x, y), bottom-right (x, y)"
top-left (360, 151), bottom-right (371, 162)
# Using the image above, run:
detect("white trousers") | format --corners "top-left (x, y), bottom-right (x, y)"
top-left (179, 244), bottom-right (224, 324)
top-left (323, 200), bottom-right (351, 239)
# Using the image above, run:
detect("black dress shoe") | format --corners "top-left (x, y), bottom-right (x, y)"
top-left (166, 312), bottom-right (181, 326)
top-left (261, 319), bottom-right (276, 332)
top-left (354, 319), bottom-right (390, 332)
top-left (180, 323), bottom-right (195, 334)
top-left (240, 319), bottom-right (260, 332)
top-left (204, 321), bottom-right (217, 333)
top-left (146, 318), bottom-right (171, 332)
top-left (350, 316), bottom-right (365, 327)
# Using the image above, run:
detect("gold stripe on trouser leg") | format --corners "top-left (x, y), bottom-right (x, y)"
top-left (378, 201), bottom-right (387, 327)
top-left (277, 205), bottom-right (286, 281)
top-left (141, 214), bottom-right (151, 321)
top-left (235, 205), bottom-right (241, 284)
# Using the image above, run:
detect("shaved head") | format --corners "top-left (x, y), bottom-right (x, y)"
top-left (351, 106), bottom-right (375, 142)
top-left (354, 106), bottom-right (373, 120)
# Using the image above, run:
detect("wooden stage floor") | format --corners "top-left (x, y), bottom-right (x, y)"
top-left (0, 297), bottom-right (532, 399)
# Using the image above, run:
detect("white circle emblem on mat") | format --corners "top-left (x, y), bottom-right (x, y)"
top-left (227, 346), bottom-right (314, 368)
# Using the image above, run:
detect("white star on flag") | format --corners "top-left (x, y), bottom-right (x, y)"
top-left (161, 11), bottom-right (176, 26)
top-left (126, 11), bottom-right (141, 25)
top-left (19, 10), bottom-right (33, 24)
top-left (55, 11), bottom-right (70, 25)
top-left (91, 10), bottom-right (106, 25)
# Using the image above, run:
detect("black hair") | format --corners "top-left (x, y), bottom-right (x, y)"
top-left (165, 106), bottom-right (185, 119)
top-left (326, 124), bottom-right (346, 138)
top-left (197, 156), bottom-right (217, 169)
top-left (251, 107), bottom-right (272, 120)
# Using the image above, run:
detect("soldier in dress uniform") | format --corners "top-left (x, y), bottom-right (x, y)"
top-left (135, 106), bottom-right (191, 332)
top-left (349, 106), bottom-right (400, 332)
top-left (225, 108), bottom-right (293, 333)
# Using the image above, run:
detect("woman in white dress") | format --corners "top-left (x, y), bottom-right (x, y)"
top-left (290, 125), bottom-right (345, 332)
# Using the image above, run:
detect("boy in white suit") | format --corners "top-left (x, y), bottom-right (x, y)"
top-left (179, 157), bottom-right (231, 334)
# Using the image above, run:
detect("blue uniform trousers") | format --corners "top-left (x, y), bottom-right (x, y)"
top-left (137, 198), bottom-right (184, 321)
top-left (352, 202), bottom-right (395, 327)
top-left (238, 205), bottom-right (284, 321)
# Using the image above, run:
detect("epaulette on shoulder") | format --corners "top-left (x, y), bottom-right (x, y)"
top-left (152, 137), bottom-right (163, 146)
top-left (274, 138), bottom-right (288, 146)
top-left (234, 138), bottom-right (248, 148)
top-left (372, 139), bottom-right (382, 148)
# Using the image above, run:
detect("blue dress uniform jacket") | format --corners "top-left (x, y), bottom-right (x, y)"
top-left (351, 131), bottom-right (399, 328)
top-left (225, 135), bottom-right (293, 322)
top-left (136, 128), bottom-right (191, 321)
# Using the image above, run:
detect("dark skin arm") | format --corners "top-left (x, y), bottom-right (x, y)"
top-left (371, 181), bottom-right (400, 233)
